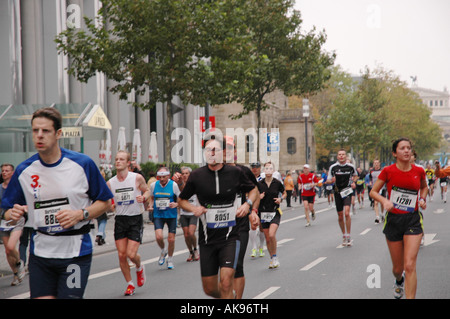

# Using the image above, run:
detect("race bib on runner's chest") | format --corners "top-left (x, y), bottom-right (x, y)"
top-left (155, 198), bottom-right (170, 210)
top-left (391, 186), bottom-right (417, 213)
top-left (205, 202), bottom-right (236, 229)
top-left (115, 187), bottom-right (135, 206)
top-left (35, 197), bottom-right (72, 234)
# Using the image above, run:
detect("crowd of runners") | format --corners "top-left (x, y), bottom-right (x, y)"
top-left (0, 107), bottom-right (447, 299)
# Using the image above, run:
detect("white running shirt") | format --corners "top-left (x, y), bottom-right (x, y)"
top-left (109, 172), bottom-right (144, 216)
top-left (1, 148), bottom-right (113, 258)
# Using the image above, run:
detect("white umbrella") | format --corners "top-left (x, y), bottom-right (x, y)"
top-left (99, 138), bottom-right (105, 164)
top-left (105, 129), bottom-right (112, 166)
top-left (132, 129), bottom-right (142, 164)
top-left (100, 130), bottom-right (113, 179)
top-left (148, 131), bottom-right (159, 163)
top-left (117, 126), bottom-right (127, 152)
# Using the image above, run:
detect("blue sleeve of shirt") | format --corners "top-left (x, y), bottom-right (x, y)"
top-left (64, 149), bottom-right (113, 202)
top-left (85, 159), bottom-right (114, 202)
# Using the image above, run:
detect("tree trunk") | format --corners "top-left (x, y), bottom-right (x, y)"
top-left (165, 99), bottom-right (173, 165)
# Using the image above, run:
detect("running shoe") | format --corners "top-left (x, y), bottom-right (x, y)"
top-left (272, 256), bottom-right (280, 268)
top-left (193, 249), bottom-right (200, 261)
top-left (11, 276), bottom-right (21, 286)
top-left (250, 249), bottom-right (257, 258)
top-left (342, 235), bottom-right (348, 247)
top-left (346, 236), bottom-right (353, 247)
top-left (124, 284), bottom-right (136, 296)
top-left (269, 259), bottom-right (274, 269)
top-left (158, 250), bottom-right (167, 266)
top-left (96, 235), bottom-right (105, 245)
top-left (259, 248), bottom-right (265, 257)
top-left (167, 260), bottom-right (174, 270)
top-left (305, 222), bottom-right (311, 227)
top-left (394, 274), bottom-right (405, 299)
top-left (311, 211), bottom-right (315, 220)
top-left (186, 252), bottom-right (194, 262)
top-left (136, 265), bottom-right (146, 287)
top-left (16, 260), bottom-right (26, 281)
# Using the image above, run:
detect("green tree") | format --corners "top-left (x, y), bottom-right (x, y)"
top-left (56, 0), bottom-right (254, 164)
top-left (228, 0), bottom-right (335, 157)
top-left (315, 66), bottom-right (441, 163)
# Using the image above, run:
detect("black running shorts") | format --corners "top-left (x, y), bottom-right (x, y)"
top-left (199, 239), bottom-right (240, 277)
top-left (383, 211), bottom-right (424, 242)
top-left (114, 215), bottom-right (143, 243)
top-left (334, 192), bottom-right (352, 212)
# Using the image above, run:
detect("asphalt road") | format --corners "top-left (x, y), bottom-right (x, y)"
top-left (2, 192), bottom-right (450, 301)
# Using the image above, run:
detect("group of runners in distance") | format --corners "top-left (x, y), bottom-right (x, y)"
top-left (0, 107), bottom-right (447, 299)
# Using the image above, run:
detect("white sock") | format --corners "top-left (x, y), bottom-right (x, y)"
top-left (249, 229), bottom-right (258, 250)
top-left (259, 232), bottom-right (265, 246)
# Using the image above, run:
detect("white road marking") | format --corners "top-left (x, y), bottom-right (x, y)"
top-left (277, 238), bottom-right (294, 246)
top-left (253, 286), bottom-right (280, 299)
top-left (281, 207), bottom-right (332, 224)
top-left (7, 292), bottom-right (30, 299)
top-left (8, 248), bottom-right (191, 299)
top-left (300, 257), bottom-right (327, 271)
top-left (7, 204), bottom-right (334, 299)
top-left (360, 228), bottom-right (371, 235)
top-left (423, 233), bottom-right (440, 246)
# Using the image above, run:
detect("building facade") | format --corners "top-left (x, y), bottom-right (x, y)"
top-left (411, 86), bottom-right (450, 141)
top-left (0, 0), bottom-right (314, 174)
top-left (0, 0), bottom-right (196, 168)
top-left (211, 90), bottom-right (315, 174)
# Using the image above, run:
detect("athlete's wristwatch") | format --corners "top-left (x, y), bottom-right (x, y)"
top-left (246, 199), bottom-right (253, 209)
top-left (82, 208), bottom-right (90, 221)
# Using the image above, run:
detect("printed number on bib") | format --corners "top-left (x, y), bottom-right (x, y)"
top-left (391, 186), bottom-right (417, 213)
top-left (261, 212), bottom-right (276, 223)
top-left (155, 198), bottom-right (170, 210)
top-left (34, 197), bottom-right (72, 234)
top-left (115, 187), bottom-right (135, 206)
top-left (206, 202), bottom-right (236, 229)
top-left (340, 187), bottom-right (353, 198)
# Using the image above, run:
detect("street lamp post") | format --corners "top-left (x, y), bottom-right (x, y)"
top-left (303, 98), bottom-right (310, 164)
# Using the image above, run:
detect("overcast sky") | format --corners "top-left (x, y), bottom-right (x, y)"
top-left (294, 0), bottom-right (450, 91)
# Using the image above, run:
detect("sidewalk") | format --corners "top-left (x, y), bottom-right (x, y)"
top-left (0, 197), bottom-right (328, 277)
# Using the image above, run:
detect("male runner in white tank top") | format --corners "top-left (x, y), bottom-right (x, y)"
top-left (108, 151), bottom-right (150, 296)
